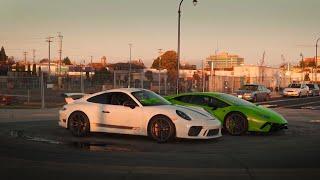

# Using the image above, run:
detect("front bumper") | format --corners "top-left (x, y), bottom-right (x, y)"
top-left (175, 119), bottom-right (222, 139)
top-left (237, 94), bottom-right (253, 101)
top-left (260, 122), bottom-right (288, 132)
top-left (283, 91), bottom-right (299, 97)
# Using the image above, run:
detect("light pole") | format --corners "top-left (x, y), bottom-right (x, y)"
top-left (177, 0), bottom-right (198, 94)
top-left (300, 53), bottom-right (304, 82)
top-left (316, 38), bottom-right (320, 82)
top-left (128, 43), bottom-right (132, 88)
top-left (158, 49), bottom-right (163, 94)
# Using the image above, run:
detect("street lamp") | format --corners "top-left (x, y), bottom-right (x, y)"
top-left (300, 53), bottom-right (304, 82)
top-left (158, 49), bottom-right (163, 94)
top-left (128, 43), bottom-right (132, 88)
top-left (177, 0), bottom-right (198, 94)
top-left (315, 38), bottom-right (320, 82)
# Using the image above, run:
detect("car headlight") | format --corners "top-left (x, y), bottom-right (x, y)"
top-left (60, 106), bottom-right (67, 111)
top-left (176, 110), bottom-right (191, 121)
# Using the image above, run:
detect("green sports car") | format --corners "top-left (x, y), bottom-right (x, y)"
top-left (165, 92), bottom-right (288, 135)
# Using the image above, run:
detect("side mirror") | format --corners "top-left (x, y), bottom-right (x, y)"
top-left (123, 101), bottom-right (136, 109)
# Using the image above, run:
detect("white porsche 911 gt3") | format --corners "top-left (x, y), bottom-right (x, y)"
top-left (59, 88), bottom-right (221, 142)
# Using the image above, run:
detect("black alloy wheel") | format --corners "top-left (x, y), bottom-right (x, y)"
top-left (149, 116), bottom-right (175, 143)
top-left (68, 112), bottom-right (90, 137)
top-left (225, 112), bottom-right (248, 135)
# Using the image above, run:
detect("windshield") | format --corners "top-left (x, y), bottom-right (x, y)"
top-left (288, 84), bottom-right (301, 88)
top-left (219, 93), bottom-right (254, 106)
top-left (132, 90), bottom-right (171, 106)
top-left (307, 84), bottom-right (314, 89)
top-left (239, 85), bottom-right (258, 91)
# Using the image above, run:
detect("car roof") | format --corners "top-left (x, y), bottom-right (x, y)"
top-left (83, 88), bottom-right (146, 100)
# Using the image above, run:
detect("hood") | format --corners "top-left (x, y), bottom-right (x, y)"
top-left (244, 105), bottom-right (287, 124)
top-left (145, 105), bottom-right (216, 122)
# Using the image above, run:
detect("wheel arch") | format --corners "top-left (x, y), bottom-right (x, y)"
top-left (67, 110), bottom-right (89, 129)
top-left (223, 111), bottom-right (248, 128)
top-left (147, 114), bottom-right (176, 137)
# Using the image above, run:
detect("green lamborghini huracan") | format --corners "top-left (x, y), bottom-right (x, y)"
top-left (165, 92), bottom-right (288, 135)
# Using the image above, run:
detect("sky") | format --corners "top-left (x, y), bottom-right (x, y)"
top-left (0, 0), bottom-right (320, 67)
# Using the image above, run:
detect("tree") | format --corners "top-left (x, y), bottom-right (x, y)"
top-left (304, 73), bottom-right (310, 81)
top-left (0, 46), bottom-right (8, 62)
top-left (63, 56), bottom-right (72, 65)
top-left (40, 58), bottom-right (49, 63)
top-left (151, 50), bottom-right (178, 85)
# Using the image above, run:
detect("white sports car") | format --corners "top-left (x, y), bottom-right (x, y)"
top-left (59, 88), bottom-right (222, 142)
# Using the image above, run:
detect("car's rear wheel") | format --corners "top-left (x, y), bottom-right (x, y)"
top-left (148, 116), bottom-right (175, 143)
top-left (68, 111), bottom-right (90, 137)
top-left (225, 112), bottom-right (248, 135)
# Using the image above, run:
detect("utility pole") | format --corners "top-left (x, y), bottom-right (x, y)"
top-left (316, 38), bottom-right (320, 82)
top-left (202, 59), bottom-right (205, 92)
top-left (158, 48), bottom-right (163, 94)
top-left (128, 43), bottom-right (132, 88)
top-left (32, 49), bottom-right (36, 64)
top-left (46, 36), bottom-right (54, 79)
top-left (57, 32), bottom-right (63, 75)
top-left (90, 56), bottom-right (93, 65)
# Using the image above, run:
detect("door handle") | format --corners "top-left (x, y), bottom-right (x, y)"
top-left (102, 110), bottom-right (110, 113)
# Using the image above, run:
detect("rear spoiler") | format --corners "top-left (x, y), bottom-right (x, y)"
top-left (61, 93), bottom-right (88, 104)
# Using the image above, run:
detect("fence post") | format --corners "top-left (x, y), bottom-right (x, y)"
top-left (113, 71), bottom-right (116, 88)
top-left (27, 89), bottom-right (30, 104)
top-left (41, 72), bottom-right (45, 109)
top-left (141, 72), bottom-right (144, 89)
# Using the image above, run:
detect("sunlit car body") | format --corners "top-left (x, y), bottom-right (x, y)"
top-left (283, 83), bottom-right (309, 97)
top-left (59, 88), bottom-right (221, 142)
top-left (234, 84), bottom-right (271, 102)
top-left (166, 92), bottom-right (288, 135)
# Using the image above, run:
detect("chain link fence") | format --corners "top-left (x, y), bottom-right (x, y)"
top-left (0, 73), bottom-right (294, 107)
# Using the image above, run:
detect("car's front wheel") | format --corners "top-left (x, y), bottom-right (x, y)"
top-left (225, 112), bottom-right (248, 135)
top-left (148, 115), bottom-right (175, 143)
top-left (68, 111), bottom-right (90, 137)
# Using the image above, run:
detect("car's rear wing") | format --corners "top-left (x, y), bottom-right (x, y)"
top-left (62, 93), bottom-right (88, 104)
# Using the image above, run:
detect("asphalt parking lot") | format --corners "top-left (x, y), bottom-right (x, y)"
top-left (0, 96), bottom-right (320, 180)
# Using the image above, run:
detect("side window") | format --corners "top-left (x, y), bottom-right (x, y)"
top-left (87, 93), bottom-right (111, 104)
top-left (190, 95), bottom-right (210, 105)
top-left (174, 95), bottom-right (193, 103)
top-left (110, 92), bottom-right (137, 106)
top-left (209, 97), bottom-right (229, 108)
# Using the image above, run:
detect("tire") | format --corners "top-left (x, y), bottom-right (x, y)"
top-left (68, 111), bottom-right (90, 137)
top-left (224, 112), bottom-right (248, 135)
top-left (148, 115), bottom-right (175, 143)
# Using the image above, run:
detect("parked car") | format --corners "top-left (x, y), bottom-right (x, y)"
top-left (0, 95), bottom-right (18, 105)
top-left (283, 83), bottom-right (309, 97)
top-left (306, 83), bottom-right (320, 96)
top-left (59, 88), bottom-right (222, 142)
top-left (234, 84), bottom-right (271, 102)
top-left (165, 92), bottom-right (288, 135)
